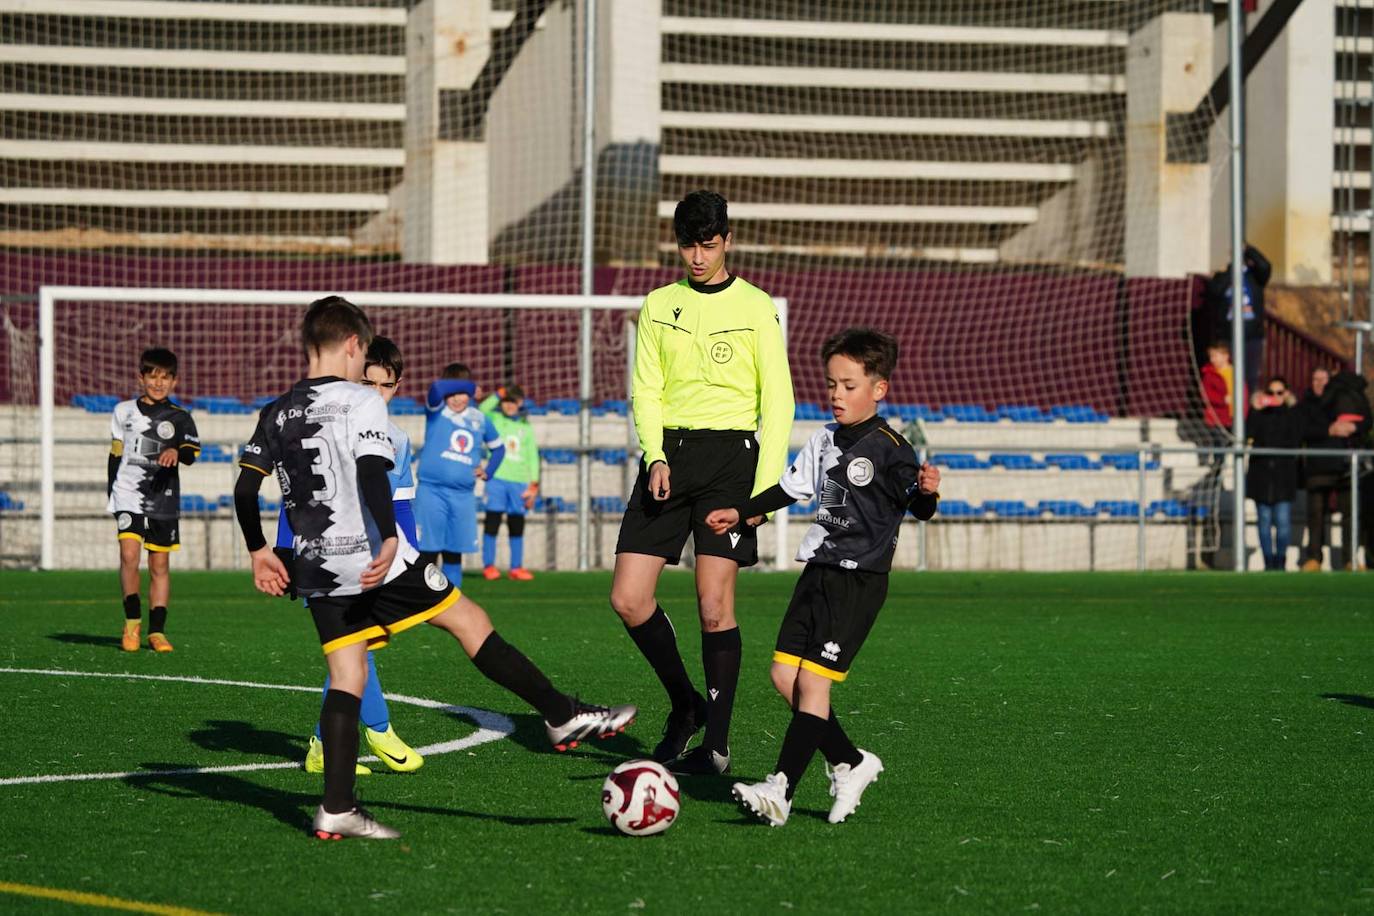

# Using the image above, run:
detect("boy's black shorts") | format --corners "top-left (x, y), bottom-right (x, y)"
top-left (114, 512), bottom-right (179, 552)
top-left (308, 560), bottom-right (459, 655)
top-left (615, 429), bottom-right (759, 567)
top-left (773, 564), bottom-right (888, 682)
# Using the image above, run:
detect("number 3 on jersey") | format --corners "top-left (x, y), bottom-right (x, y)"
top-left (301, 435), bottom-right (338, 501)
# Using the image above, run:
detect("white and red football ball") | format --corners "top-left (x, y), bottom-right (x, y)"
top-left (601, 759), bottom-right (680, 836)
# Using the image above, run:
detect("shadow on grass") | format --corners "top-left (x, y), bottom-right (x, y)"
top-left (48, 632), bottom-right (123, 649)
top-left (189, 719), bottom-right (304, 761)
top-left (1321, 693), bottom-right (1374, 710)
top-left (123, 767), bottom-right (576, 833)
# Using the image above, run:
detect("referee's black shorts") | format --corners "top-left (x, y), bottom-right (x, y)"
top-left (616, 429), bottom-right (759, 567)
top-left (773, 564), bottom-right (888, 682)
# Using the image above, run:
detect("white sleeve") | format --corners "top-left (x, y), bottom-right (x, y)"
top-left (779, 430), bottom-right (823, 501)
top-left (351, 390), bottom-right (395, 465)
top-left (110, 404), bottom-right (123, 440)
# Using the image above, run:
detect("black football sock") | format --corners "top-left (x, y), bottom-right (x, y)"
top-left (471, 632), bottom-right (574, 724)
top-left (320, 689), bottom-right (361, 814)
top-left (700, 627), bottom-right (741, 752)
top-left (817, 711), bottom-right (863, 768)
top-left (123, 594), bottom-right (141, 621)
top-left (775, 711), bottom-right (827, 800)
top-left (625, 606), bottom-right (696, 712)
top-left (149, 606), bottom-right (167, 634)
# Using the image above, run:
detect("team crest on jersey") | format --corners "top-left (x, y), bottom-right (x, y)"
top-left (156, 420), bottom-right (175, 440)
top-left (846, 457), bottom-right (874, 487)
top-left (710, 341), bottom-right (734, 364)
top-left (448, 428), bottom-right (476, 455)
top-left (116, 512), bottom-right (133, 530)
top-left (423, 563), bottom-right (449, 591)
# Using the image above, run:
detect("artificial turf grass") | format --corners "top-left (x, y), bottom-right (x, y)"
top-left (0, 570), bottom-right (1369, 913)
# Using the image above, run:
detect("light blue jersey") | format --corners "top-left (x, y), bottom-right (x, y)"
top-left (388, 421), bottom-right (415, 500)
top-left (418, 403), bottom-right (501, 492)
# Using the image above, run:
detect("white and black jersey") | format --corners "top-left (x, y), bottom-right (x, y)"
top-left (239, 377), bottom-right (417, 598)
top-left (107, 398), bottom-right (200, 519)
top-left (781, 417), bottom-right (922, 573)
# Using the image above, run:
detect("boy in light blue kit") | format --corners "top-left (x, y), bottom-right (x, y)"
top-left (276, 337), bottom-right (424, 775)
top-left (414, 362), bottom-right (504, 587)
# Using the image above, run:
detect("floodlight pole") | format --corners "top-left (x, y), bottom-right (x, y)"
top-left (1227, 0), bottom-right (1247, 572)
top-left (577, 0), bottom-right (598, 570)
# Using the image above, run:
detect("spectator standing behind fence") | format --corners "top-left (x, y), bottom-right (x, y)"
top-left (1204, 244), bottom-right (1271, 397)
top-left (1200, 341), bottom-right (1244, 462)
top-left (1298, 366), bottom-right (1369, 571)
top-left (1246, 377), bottom-right (1305, 571)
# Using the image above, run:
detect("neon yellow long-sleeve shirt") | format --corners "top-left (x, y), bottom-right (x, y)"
top-left (632, 276), bottom-right (795, 497)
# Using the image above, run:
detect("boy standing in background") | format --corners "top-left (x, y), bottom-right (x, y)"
top-left (479, 384), bottom-right (540, 580)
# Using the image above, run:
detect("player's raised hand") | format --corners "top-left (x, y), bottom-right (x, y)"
top-left (249, 546), bottom-right (290, 597)
top-left (157, 447), bottom-right (178, 467)
top-left (918, 461), bottom-right (941, 495)
top-left (705, 507), bottom-right (739, 535)
top-left (648, 461), bottom-right (671, 501)
top-left (361, 536), bottom-right (397, 589)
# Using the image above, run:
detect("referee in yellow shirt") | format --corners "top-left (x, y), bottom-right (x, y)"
top-left (610, 190), bottom-right (795, 775)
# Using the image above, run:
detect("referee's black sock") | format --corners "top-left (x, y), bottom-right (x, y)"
top-left (320, 689), bottom-right (361, 814)
top-left (624, 606), bottom-right (696, 712)
top-left (122, 594), bottom-right (141, 621)
top-left (149, 605), bottom-right (167, 635)
top-left (817, 711), bottom-right (863, 768)
top-left (472, 631), bottom-right (574, 725)
top-left (700, 627), bottom-right (741, 752)
top-left (775, 711), bottom-right (827, 800)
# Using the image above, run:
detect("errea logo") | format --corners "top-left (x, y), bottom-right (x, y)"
top-left (821, 641), bottom-right (841, 662)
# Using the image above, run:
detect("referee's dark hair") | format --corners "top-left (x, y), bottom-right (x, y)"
top-left (365, 335), bottom-right (404, 381)
top-left (302, 295), bottom-right (373, 359)
top-left (139, 346), bottom-right (178, 377)
top-left (821, 326), bottom-right (899, 381)
top-left (673, 190), bottom-right (730, 245)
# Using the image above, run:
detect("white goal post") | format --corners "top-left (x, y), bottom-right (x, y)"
top-left (36, 285), bottom-right (789, 572)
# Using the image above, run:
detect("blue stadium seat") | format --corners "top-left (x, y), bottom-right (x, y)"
top-left (251, 395), bottom-right (277, 409)
top-left (788, 500), bottom-right (817, 517)
top-left (933, 453), bottom-right (991, 470)
top-left (996, 404), bottom-right (1052, 423)
top-left (542, 449), bottom-right (578, 465)
top-left (257, 495), bottom-right (280, 512)
top-left (887, 403), bottom-right (943, 423)
top-left (546, 398), bottom-right (581, 416)
top-left (936, 499), bottom-right (982, 518)
top-left (535, 496), bottom-right (575, 513)
top-left (592, 448), bottom-right (629, 464)
top-left (0, 491), bottom-right (25, 511)
top-left (1038, 500), bottom-right (1096, 518)
top-left (193, 396), bottom-right (254, 415)
top-left (942, 404), bottom-right (997, 423)
top-left (72, 394), bottom-right (120, 413)
top-left (1148, 499), bottom-right (1190, 519)
top-left (1099, 454), bottom-right (1161, 471)
top-left (523, 399), bottom-right (549, 416)
top-left (1045, 453), bottom-right (1102, 471)
top-left (1050, 405), bottom-right (1110, 424)
top-left (1095, 500), bottom-right (1141, 518)
top-left (594, 399), bottom-right (629, 417)
top-left (1190, 503), bottom-right (1211, 518)
top-left (198, 443), bottom-right (235, 463)
top-left (592, 496), bottom-right (627, 514)
top-left (388, 396), bottom-right (424, 416)
top-left (989, 453), bottom-right (1047, 471)
top-left (984, 500), bottom-right (1039, 517)
top-left (180, 494), bottom-right (215, 514)
top-left (795, 403), bottom-right (830, 421)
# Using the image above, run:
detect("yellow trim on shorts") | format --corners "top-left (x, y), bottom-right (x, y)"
top-left (144, 542), bottom-right (179, 553)
top-left (772, 650), bottom-right (847, 682)
top-left (118, 532), bottom-right (144, 543)
top-left (320, 586), bottom-right (461, 656)
top-left (238, 461), bottom-right (270, 475)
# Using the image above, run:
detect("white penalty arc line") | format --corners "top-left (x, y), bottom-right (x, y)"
top-left (0, 667), bottom-right (515, 787)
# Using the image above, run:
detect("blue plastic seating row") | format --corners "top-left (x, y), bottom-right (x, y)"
top-left (936, 499), bottom-right (1208, 519)
top-left (933, 453), bottom-right (1161, 472)
top-left (794, 403), bottom-right (1111, 424)
top-left (0, 491), bottom-right (24, 511)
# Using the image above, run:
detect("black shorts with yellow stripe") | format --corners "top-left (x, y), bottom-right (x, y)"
top-left (773, 563), bottom-right (888, 682)
top-left (114, 512), bottom-right (179, 552)
top-left (307, 560), bottom-right (459, 655)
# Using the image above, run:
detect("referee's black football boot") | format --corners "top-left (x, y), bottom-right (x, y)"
top-left (651, 691), bottom-right (707, 763)
top-left (668, 743), bottom-right (730, 776)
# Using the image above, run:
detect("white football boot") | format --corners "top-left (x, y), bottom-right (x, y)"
top-left (732, 772), bottom-right (791, 827)
top-left (311, 805), bottom-right (399, 840)
top-left (826, 749), bottom-right (883, 824)
top-left (545, 701), bottom-right (637, 752)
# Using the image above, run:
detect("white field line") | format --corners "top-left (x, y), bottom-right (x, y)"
top-left (0, 667), bottom-right (514, 786)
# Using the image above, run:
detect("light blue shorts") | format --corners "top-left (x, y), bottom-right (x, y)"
top-left (414, 485), bottom-right (478, 554)
top-left (484, 478), bottom-right (528, 516)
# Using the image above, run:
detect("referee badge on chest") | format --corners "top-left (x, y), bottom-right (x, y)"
top-left (847, 457), bottom-right (874, 487)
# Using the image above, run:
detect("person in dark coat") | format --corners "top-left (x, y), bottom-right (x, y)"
top-left (1246, 377), bottom-right (1311, 570)
top-left (1204, 244), bottom-right (1272, 396)
top-left (1298, 367), bottom-right (1370, 570)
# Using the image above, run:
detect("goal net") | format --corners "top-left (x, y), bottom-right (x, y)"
top-left (1, 1), bottom-right (1336, 571)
